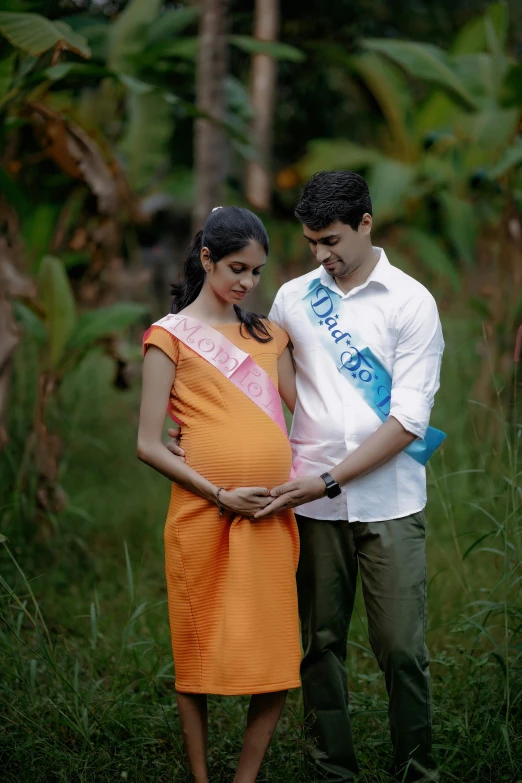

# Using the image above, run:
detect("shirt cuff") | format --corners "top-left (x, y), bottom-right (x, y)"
top-left (389, 388), bottom-right (432, 440)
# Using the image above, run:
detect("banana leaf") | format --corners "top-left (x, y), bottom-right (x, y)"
top-left (366, 159), bottom-right (416, 227)
top-left (351, 51), bottom-right (414, 158)
top-left (229, 36), bottom-right (305, 62)
top-left (148, 7), bottom-right (199, 43)
top-left (363, 38), bottom-right (478, 109)
top-left (399, 227), bottom-right (460, 291)
top-left (108, 0), bottom-right (163, 74)
top-left (298, 139), bottom-right (380, 179)
top-left (452, 2), bottom-right (508, 54)
top-left (0, 52), bottom-right (15, 103)
top-left (438, 192), bottom-right (478, 267)
top-left (0, 12), bottom-right (90, 58)
top-left (119, 87), bottom-right (174, 192)
top-left (67, 303), bottom-right (147, 352)
top-left (38, 256), bottom-right (77, 369)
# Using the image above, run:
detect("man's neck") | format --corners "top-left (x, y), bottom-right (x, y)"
top-left (333, 246), bottom-right (380, 295)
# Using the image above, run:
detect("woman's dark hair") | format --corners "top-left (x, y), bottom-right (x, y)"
top-left (294, 170), bottom-right (372, 231)
top-left (170, 206), bottom-right (272, 343)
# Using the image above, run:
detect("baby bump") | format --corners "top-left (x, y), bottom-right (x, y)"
top-left (180, 423), bottom-right (292, 489)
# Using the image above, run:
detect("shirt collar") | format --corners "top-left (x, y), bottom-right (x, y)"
top-left (318, 247), bottom-right (393, 297)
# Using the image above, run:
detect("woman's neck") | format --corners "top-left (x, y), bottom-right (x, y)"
top-left (181, 284), bottom-right (239, 325)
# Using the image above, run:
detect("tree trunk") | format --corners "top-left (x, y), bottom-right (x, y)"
top-left (246, 0), bottom-right (280, 212)
top-left (193, 0), bottom-right (229, 232)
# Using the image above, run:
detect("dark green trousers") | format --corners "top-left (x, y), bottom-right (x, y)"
top-left (296, 512), bottom-right (434, 783)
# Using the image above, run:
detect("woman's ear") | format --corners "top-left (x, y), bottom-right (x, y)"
top-left (200, 246), bottom-right (211, 273)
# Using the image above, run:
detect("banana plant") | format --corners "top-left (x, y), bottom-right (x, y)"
top-left (295, 2), bottom-right (522, 403)
top-left (53, 0), bottom-right (303, 193)
top-left (1, 1), bottom-right (303, 194)
top-left (15, 255), bottom-right (146, 377)
top-left (299, 3), bottom-right (521, 248)
top-left (11, 255), bottom-right (146, 511)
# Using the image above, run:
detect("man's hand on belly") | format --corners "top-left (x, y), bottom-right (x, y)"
top-left (253, 477), bottom-right (326, 519)
top-left (165, 426), bottom-right (185, 461)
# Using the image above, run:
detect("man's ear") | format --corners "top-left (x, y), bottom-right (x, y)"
top-left (359, 213), bottom-right (372, 236)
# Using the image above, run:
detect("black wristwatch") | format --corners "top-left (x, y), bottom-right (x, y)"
top-left (320, 472), bottom-right (342, 499)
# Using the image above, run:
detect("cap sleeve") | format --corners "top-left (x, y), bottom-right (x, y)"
top-left (267, 320), bottom-right (290, 359)
top-left (142, 324), bottom-right (180, 365)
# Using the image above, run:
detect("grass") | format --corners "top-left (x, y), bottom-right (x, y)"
top-left (0, 315), bottom-right (521, 782)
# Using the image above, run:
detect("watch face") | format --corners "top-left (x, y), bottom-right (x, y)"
top-left (320, 472), bottom-right (341, 499)
top-left (327, 483), bottom-right (342, 498)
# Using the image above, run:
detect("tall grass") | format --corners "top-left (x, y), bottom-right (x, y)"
top-left (0, 318), bottom-right (520, 782)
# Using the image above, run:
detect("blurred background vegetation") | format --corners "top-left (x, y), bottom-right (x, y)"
top-left (0, 1), bottom-right (521, 781)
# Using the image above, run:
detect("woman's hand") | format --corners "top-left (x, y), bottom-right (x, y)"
top-left (219, 487), bottom-right (271, 517)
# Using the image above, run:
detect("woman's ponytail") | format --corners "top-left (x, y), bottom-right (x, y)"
top-left (170, 230), bottom-right (205, 313)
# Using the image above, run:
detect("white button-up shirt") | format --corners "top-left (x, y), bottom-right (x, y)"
top-left (268, 248), bottom-right (444, 523)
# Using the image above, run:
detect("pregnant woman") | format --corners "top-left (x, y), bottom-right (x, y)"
top-left (137, 206), bottom-right (300, 783)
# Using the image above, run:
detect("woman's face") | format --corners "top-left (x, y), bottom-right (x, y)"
top-left (201, 240), bottom-right (266, 305)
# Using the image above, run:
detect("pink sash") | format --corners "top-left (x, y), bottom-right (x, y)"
top-left (148, 314), bottom-right (289, 439)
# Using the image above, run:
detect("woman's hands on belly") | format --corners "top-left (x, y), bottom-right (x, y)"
top-left (220, 487), bottom-right (272, 517)
top-left (181, 429), bottom-right (293, 488)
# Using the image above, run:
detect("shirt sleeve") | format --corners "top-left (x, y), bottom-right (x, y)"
top-left (389, 294), bottom-right (444, 440)
top-left (268, 286), bottom-right (286, 331)
top-left (267, 320), bottom-right (290, 358)
top-left (142, 325), bottom-right (180, 365)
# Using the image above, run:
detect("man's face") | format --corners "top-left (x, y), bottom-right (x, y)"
top-left (302, 216), bottom-right (372, 279)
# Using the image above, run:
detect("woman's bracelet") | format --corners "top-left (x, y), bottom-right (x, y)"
top-left (216, 487), bottom-right (225, 517)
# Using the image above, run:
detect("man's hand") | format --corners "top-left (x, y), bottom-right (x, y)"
top-left (253, 476), bottom-right (326, 519)
top-left (165, 425), bottom-right (185, 461)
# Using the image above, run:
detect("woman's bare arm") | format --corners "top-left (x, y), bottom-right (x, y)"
top-left (138, 346), bottom-right (270, 515)
top-left (138, 346), bottom-right (220, 502)
top-left (277, 346), bottom-right (296, 414)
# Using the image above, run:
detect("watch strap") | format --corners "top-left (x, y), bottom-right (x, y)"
top-left (320, 472), bottom-right (342, 498)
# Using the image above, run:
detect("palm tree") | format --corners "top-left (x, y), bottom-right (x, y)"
top-left (245, 0), bottom-right (279, 211)
top-left (193, 0), bottom-right (229, 231)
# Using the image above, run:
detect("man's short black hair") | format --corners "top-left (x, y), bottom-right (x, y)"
top-left (294, 170), bottom-right (372, 231)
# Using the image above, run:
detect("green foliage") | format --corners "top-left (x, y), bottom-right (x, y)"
top-left (299, 139), bottom-right (380, 178)
top-left (438, 192), bottom-right (478, 266)
top-left (297, 2), bottom-right (522, 292)
top-left (0, 52), bottom-right (16, 102)
top-left (350, 51), bottom-right (414, 158)
top-left (147, 6), bottom-right (200, 43)
top-left (43, 61), bottom-right (111, 80)
top-left (67, 303), bottom-right (148, 352)
top-left (38, 255), bottom-right (77, 369)
top-left (119, 86), bottom-right (175, 192)
top-left (229, 35), bottom-right (305, 62)
top-left (16, 258), bottom-right (146, 376)
top-left (364, 38), bottom-right (479, 108)
top-left (488, 139), bottom-right (522, 178)
top-left (366, 158), bottom-right (415, 223)
top-left (0, 11), bottom-right (90, 57)
top-left (398, 228), bottom-right (461, 290)
top-left (451, 1), bottom-right (508, 54)
top-left (107, 0), bottom-right (164, 74)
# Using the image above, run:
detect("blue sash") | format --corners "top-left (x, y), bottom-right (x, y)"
top-left (302, 278), bottom-right (446, 466)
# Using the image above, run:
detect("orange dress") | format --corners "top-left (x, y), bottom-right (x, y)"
top-left (143, 320), bottom-right (301, 695)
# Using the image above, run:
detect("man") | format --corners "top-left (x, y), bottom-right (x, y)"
top-left (169, 170), bottom-right (444, 782)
